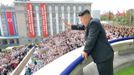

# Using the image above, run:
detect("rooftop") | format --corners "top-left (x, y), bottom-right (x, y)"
top-left (14, 1), bottom-right (92, 4)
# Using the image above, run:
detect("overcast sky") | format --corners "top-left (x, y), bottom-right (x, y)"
top-left (0, 0), bottom-right (134, 13)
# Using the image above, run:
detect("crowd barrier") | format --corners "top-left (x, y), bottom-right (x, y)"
top-left (60, 36), bottom-right (134, 75)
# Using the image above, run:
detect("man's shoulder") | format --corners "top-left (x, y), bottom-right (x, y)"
top-left (87, 18), bottom-right (102, 29)
top-left (90, 18), bottom-right (100, 24)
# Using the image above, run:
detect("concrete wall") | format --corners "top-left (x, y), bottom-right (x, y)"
top-left (11, 47), bottom-right (35, 75)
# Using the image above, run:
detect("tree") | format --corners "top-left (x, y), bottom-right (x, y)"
top-left (100, 14), bottom-right (109, 21)
top-left (113, 9), bottom-right (134, 26)
top-left (126, 9), bottom-right (134, 25)
top-left (100, 11), bottom-right (114, 21)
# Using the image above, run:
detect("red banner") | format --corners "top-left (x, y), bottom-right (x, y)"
top-left (6, 12), bottom-right (15, 36)
top-left (26, 3), bottom-right (35, 38)
top-left (40, 3), bottom-right (48, 37)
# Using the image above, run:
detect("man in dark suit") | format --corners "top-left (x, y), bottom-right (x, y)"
top-left (64, 9), bottom-right (114, 75)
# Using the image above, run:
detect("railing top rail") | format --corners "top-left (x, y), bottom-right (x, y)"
top-left (60, 36), bottom-right (134, 75)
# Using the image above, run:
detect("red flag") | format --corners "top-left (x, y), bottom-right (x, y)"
top-left (26, 3), bottom-right (36, 38)
top-left (6, 12), bottom-right (15, 36)
top-left (40, 3), bottom-right (48, 37)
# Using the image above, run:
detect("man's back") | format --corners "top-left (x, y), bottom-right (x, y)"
top-left (85, 18), bottom-right (114, 63)
top-left (70, 9), bottom-right (114, 75)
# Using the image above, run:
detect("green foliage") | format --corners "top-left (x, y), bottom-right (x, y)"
top-left (113, 9), bottom-right (134, 26)
top-left (113, 16), bottom-right (129, 25)
top-left (115, 66), bottom-right (134, 75)
top-left (100, 15), bottom-right (109, 21)
top-left (101, 9), bottom-right (134, 26)
top-left (100, 11), bottom-right (114, 21)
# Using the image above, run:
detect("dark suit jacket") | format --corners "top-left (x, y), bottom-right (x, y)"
top-left (71, 18), bottom-right (114, 63)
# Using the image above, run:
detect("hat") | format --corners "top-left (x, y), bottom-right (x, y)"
top-left (78, 9), bottom-right (90, 16)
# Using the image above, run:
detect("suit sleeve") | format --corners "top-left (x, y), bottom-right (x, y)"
top-left (71, 24), bottom-right (85, 30)
top-left (84, 22), bottom-right (100, 54)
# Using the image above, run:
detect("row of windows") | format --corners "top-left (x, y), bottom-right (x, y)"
top-left (0, 39), bottom-right (19, 45)
top-left (24, 13), bottom-right (79, 34)
top-left (15, 4), bottom-right (87, 15)
top-left (16, 4), bottom-right (90, 36)
top-left (15, 9), bottom-right (82, 14)
top-left (15, 3), bottom-right (88, 11)
top-left (24, 13), bottom-right (79, 24)
top-left (24, 21), bottom-right (66, 36)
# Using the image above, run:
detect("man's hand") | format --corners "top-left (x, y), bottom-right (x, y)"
top-left (82, 51), bottom-right (88, 60)
top-left (61, 18), bottom-right (72, 29)
top-left (64, 21), bottom-right (71, 28)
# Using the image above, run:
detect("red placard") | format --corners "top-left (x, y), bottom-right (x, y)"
top-left (40, 3), bottom-right (48, 37)
top-left (6, 12), bottom-right (15, 36)
top-left (26, 3), bottom-right (35, 38)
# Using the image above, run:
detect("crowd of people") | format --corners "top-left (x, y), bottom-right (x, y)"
top-left (103, 24), bottom-right (134, 40)
top-left (1, 24), bottom-right (134, 75)
top-left (25, 24), bottom-right (134, 74)
top-left (24, 30), bottom-right (85, 74)
top-left (0, 24), bottom-right (133, 75)
top-left (0, 44), bottom-right (34, 75)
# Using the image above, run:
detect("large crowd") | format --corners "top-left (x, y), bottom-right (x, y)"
top-left (24, 30), bottom-right (85, 74)
top-left (103, 24), bottom-right (134, 40)
top-left (0, 44), bottom-right (34, 75)
top-left (25, 24), bottom-right (134, 75)
top-left (1, 24), bottom-right (134, 75)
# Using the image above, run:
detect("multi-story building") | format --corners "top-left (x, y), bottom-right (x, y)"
top-left (14, 1), bottom-right (91, 45)
top-left (91, 10), bottom-right (100, 19)
top-left (0, 5), bottom-right (19, 48)
top-left (15, 0), bottom-right (30, 1)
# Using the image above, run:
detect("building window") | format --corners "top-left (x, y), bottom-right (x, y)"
top-left (17, 39), bottom-right (19, 44)
top-left (10, 39), bottom-right (14, 44)
top-left (2, 39), bottom-right (7, 44)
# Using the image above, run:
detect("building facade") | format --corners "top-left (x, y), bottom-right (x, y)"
top-left (91, 10), bottom-right (100, 19)
top-left (14, 1), bottom-right (91, 45)
top-left (0, 5), bottom-right (19, 48)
